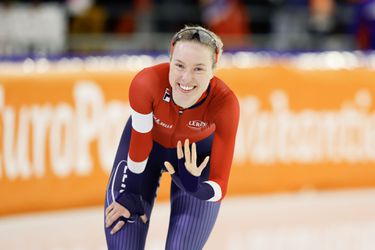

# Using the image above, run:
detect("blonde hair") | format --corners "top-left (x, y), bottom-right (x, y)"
top-left (170, 25), bottom-right (224, 67)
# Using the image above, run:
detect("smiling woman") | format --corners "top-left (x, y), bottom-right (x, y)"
top-left (169, 41), bottom-right (213, 108)
top-left (104, 25), bottom-right (239, 250)
top-left (169, 26), bottom-right (223, 109)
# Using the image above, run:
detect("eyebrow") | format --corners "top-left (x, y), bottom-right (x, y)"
top-left (174, 59), bottom-right (207, 67)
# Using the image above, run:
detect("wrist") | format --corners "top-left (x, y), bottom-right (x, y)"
top-left (116, 191), bottom-right (145, 216)
top-left (178, 158), bottom-right (199, 192)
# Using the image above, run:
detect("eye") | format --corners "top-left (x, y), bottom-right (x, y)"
top-left (194, 67), bottom-right (205, 72)
top-left (175, 63), bottom-right (184, 69)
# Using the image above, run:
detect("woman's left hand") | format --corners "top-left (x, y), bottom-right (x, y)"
top-left (164, 139), bottom-right (209, 177)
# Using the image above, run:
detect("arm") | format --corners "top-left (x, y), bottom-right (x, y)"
top-left (202, 93), bottom-right (240, 201)
top-left (116, 68), bottom-right (155, 202)
top-left (106, 68), bottom-right (156, 233)
top-left (165, 93), bottom-right (240, 202)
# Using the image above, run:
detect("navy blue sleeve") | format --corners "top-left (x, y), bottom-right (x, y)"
top-left (109, 118), bottom-right (146, 216)
top-left (170, 173), bottom-right (215, 201)
top-left (178, 158), bottom-right (200, 192)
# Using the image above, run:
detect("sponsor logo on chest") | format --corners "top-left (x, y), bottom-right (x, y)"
top-left (163, 88), bottom-right (171, 102)
top-left (154, 115), bottom-right (173, 129)
top-left (188, 120), bottom-right (208, 129)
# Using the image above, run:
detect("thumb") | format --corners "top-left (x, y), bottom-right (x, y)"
top-left (198, 156), bottom-right (210, 174)
top-left (164, 161), bottom-right (176, 175)
top-left (140, 214), bottom-right (148, 224)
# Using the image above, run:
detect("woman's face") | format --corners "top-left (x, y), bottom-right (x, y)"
top-left (169, 41), bottom-right (214, 109)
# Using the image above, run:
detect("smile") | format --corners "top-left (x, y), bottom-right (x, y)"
top-left (177, 83), bottom-right (196, 93)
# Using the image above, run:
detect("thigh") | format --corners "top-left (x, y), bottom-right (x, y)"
top-left (105, 163), bottom-right (163, 250)
top-left (165, 183), bottom-right (221, 250)
top-left (105, 168), bottom-right (162, 250)
top-left (104, 201), bottom-right (152, 250)
top-left (104, 159), bottom-right (160, 250)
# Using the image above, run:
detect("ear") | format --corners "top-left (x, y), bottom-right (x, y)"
top-left (209, 67), bottom-right (215, 79)
top-left (211, 61), bottom-right (218, 75)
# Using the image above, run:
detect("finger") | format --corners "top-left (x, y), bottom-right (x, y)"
top-left (111, 220), bottom-right (125, 235)
top-left (106, 207), bottom-right (117, 226)
top-left (106, 210), bottom-right (122, 228)
top-left (164, 161), bottom-right (176, 175)
top-left (107, 207), bottom-right (125, 228)
top-left (177, 140), bottom-right (183, 159)
top-left (191, 142), bottom-right (197, 165)
top-left (105, 202), bottom-right (114, 216)
top-left (184, 139), bottom-right (191, 163)
top-left (106, 204), bottom-right (120, 221)
top-left (198, 156), bottom-right (210, 173)
top-left (140, 214), bottom-right (148, 224)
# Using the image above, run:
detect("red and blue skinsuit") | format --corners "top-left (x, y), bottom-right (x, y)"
top-left (105, 62), bottom-right (239, 250)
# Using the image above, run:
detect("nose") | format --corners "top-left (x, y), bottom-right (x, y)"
top-left (180, 69), bottom-right (193, 84)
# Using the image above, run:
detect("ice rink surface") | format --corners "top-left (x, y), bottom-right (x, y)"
top-left (1, 188), bottom-right (375, 250)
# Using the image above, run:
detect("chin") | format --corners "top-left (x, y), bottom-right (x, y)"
top-left (173, 89), bottom-right (198, 107)
top-left (176, 100), bottom-right (193, 109)
top-left (173, 95), bottom-right (194, 108)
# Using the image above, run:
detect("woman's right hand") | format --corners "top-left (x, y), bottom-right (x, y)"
top-left (105, 201), bottom-right (147, 234)
top-left (105, 201), bottom-right (131, 234)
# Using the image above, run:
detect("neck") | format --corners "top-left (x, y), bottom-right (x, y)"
top-left (176, 86), bottom-right (209, 110)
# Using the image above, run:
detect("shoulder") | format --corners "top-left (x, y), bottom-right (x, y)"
top-left (129, 63), bottom-right (170, 111)
top-left (130, 63), bottom-right (170, 95)
top-left (207, 77), bottom-right (239, 125)
top-left (132, 63), bottom-right (170, 85)
top-left (209, 76), bottom-right (239, 110)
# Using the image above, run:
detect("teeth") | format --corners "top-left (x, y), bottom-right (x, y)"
top-left (179, 84), bottom-right (194, 91)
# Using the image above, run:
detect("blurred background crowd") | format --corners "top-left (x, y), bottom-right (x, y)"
top-left (0, 0), bottom-right (374, 56)
top-left (1, 2), bottom-right (375, 250)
